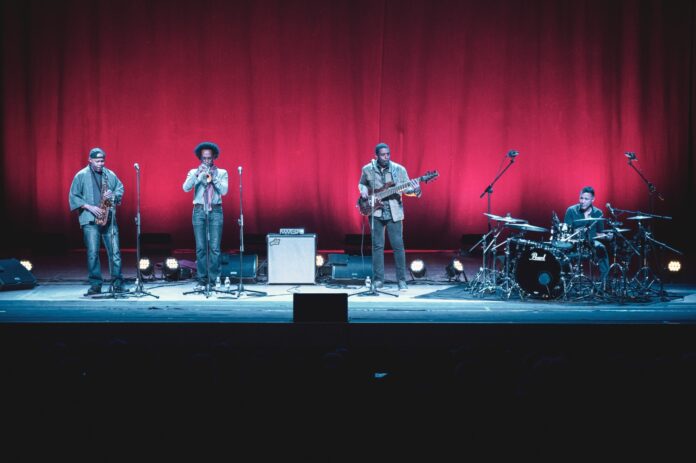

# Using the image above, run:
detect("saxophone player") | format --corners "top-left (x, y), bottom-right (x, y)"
top-left (68, 147), bottom-right (125, 295)
top-left (183, 141), bottom-right (229, 291)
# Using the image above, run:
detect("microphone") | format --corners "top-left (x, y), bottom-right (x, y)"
top-left (134, 163), bottom-right (140, 171)
top-left (238, 166), bottom-right (242, 174)
top-left (624, 151), bottom-right (636, 160)
top-left (606, 202), bottom-right (616, 216)
top-left (507, 150), bottom-right (519, 158)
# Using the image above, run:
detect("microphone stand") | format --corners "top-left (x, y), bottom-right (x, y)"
top-left (229, 166), bottom-right (265, 298)
top-left (92, 170), bottom-right (128, 300)
top-left (625, 152), bottom-right (664, 215)
top-left (475, 150), bottom-right (518, 294)
top-left (351, 164), bottom-right (398, 298)
top-left (127, 164), bottom-right (157, 299)
top-left (184, 165), bottom-right (215, 298)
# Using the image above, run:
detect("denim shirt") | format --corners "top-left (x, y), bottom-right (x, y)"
top-left (68, 166), bottom-right (124, 227)
top-left (182, 167), bottom-right (229, 205)
top-left (358, 160), bottom-right (413, 222)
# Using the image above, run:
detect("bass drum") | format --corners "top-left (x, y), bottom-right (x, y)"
top-left (514, 246), bottom-right (568, 299)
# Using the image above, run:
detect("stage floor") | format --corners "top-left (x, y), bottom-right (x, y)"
top-left (2, 250), bottom-right (695, 324)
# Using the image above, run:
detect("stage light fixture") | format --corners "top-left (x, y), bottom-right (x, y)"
top-left (667, 260), bottom-right (682, 273)
top-left (409, 259), bottom-right (426, 279)
top-left (446, 257), bottom-right (464, 280)
top-left (19, 260), bottom-right (33, 272)
top-left (315, 254), bottom-right (325, 268)
top-left (164, 257), bottom-right (180, 280)
top-left (138, 257), bottom-right (154, 277)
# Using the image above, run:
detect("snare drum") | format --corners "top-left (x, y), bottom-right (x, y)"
top-left (514, 246), bottom-right (569, 299)
top-left (551, 222), bottom-right (577, 250)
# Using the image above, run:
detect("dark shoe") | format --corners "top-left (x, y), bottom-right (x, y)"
top-left (113, 281), bottom-right (127, 293)
top-left (374, 280), bottom-right (384, 289)
top-left (398, 280), bottom-right (408, 291)
top-left (86, 285), bottom-right (102, 296)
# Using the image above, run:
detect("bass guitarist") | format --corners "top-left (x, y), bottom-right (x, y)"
top-left (358, 142), bottom-right (421, 291)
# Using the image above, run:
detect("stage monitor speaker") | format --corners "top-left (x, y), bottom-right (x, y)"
top-left (330, 254), bottom-right (372, 280)
top-left (267, 234), bottom-right (316, 284)
top-left (293, 293), bottom-right (348, 323)
top-left (0, 258), bottom-right (37, 291)
top-left (220, 253), bottom-right (258, 279)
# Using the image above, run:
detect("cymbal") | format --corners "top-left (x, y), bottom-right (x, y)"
top-left (573, 217), bottom-right (607, 226)
top-left (626, 215), bottom-right (653, 220)
top-left (483, 213), bottom-right (527, 224)
top-left (506, 223), bottom-right (548, 233)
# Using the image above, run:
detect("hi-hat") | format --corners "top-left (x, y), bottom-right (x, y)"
top-left (595, 229), bottom-right (631, 240)
top-left (506, 223), bottom-right (548, 233)
top-left (626, 215), bottom-right (653, 221)
top-left (483, 212), bottom-right (527, 224)
top-left (573, 217), bottom-right (607, 227)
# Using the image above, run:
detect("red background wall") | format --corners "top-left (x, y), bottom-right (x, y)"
top-left (2, 0), bottom-right (694, 254)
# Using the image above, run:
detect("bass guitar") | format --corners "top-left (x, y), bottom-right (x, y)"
top-left (356, 170), bottom-right (438, 216)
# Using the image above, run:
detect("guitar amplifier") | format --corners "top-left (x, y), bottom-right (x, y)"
top-left (267, 233), bottom-right (316, 284)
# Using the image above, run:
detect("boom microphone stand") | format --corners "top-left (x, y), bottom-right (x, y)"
top-left (127, 163), bottom-right (157, 299)
top-left (474, 150), bottom-right (519, 292)
top-left (229, 166), bottom-right (265, 298)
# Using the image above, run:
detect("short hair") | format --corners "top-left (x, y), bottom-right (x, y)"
top-left (194, 142), bottom-right (220, 159)
top-left (580, 186), bottom-right (595, 197)
top-left (89, 147), bottom-right (106, 159)
top-left (374, 142), bottom-right (390, 155)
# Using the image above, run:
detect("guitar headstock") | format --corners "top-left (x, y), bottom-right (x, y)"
top-left (420, 170), bottom-right (439, 183)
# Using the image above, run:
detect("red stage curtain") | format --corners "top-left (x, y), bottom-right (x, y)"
top-left (2, 0), bottom-right (694, 253)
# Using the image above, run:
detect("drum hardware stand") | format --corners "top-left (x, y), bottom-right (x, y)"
top-left (469, 225), bottom-right (503, 296)
top-left (630, 218), bottom-right (681, 299)
top-left (496, 236), bottom-right (523, 300)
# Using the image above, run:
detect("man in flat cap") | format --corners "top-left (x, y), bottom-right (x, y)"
top-left (68, 147), bottom-right (125, 296)
top-left (183, 142), bottom-right (229, 291)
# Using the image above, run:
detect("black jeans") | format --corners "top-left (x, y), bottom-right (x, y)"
top-left (371, 217), bottom-right (407, 282)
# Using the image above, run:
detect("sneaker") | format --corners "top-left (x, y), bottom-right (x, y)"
top-left (374, 280), bottom-right (384, 289)
top-left (86, 285), bottom-right (101, 296)
top-left (398, 280), bottom-right (408, 291)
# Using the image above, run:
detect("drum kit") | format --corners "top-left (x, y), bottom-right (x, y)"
top-left (468, 209), bottom-right (682, 302)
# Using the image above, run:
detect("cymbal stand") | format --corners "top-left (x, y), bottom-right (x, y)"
top-left (630, 220), bottom-right (681, 299)
top-left (469, 225), bottom-right (502, 296)
top-left (494, 235), bottom-right (523, 300)
top-left (603, 224), bottom-right (639, 303)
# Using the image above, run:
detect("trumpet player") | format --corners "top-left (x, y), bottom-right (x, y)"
top-left (68, 147), bottom-right (125, 295)
top-left (183, 141), bottom-right (229, 290)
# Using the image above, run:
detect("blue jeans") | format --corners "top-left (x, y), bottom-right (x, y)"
top-left (371, 217), bottom-right (407, 282)
top-left (193, 205), bottom-right (223, 283)
top-left (82, 222), bottom-right (122, 287)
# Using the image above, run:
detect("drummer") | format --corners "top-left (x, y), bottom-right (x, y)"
top-left (563, 186), bottom-right (611, 281)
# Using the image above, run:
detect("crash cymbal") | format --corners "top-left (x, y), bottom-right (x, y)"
top-left (573, 217), bottom-right (607, 227)
top-left (483, 212), bottom-right (528, 224)
top-left (506, 223), bottom-right (548, 233)
top-left (626, 215), bottom-right (653, 220)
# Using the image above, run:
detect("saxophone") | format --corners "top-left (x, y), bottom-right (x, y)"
top-left (95, 169), bottom-right (112, 226)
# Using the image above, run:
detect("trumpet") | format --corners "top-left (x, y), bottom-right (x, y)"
top-left (198, 163), bottom-right (213, 183)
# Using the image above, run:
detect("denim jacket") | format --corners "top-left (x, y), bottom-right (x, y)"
top-left (68, 166), bottom-right (124, 227)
